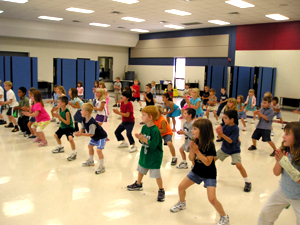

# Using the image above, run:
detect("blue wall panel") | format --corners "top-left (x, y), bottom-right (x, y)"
top-left (56, 58), bottom-right (62, 85)
top-left (206, 66), bottom-right (212, 87)
top-left (260, 67), bottom-right (273, 100)
top-left (237, 66), bottom-right (251, 101)
top-left (250, 67), bottom-right (255, 90)
top-left (272, 68), bottom-right (276, 96)
top-left (211, 66), bottom-right (224, 99)
top-left (0, 56), bottom-right (4, 83)
top-left (231, 67), bottom-right (238, 98)
top-left (77, 60), bottom-right (84, 97)
top-left (256, 67), bottom-right (263, 106)
top-left (4, 56), bottom-right (11, 81)
top-left (31, 57), bottom-right (38, 88)
top-left (84, 60), bottom-right (96, 99)
top-left (62, 59), bottom-right (76, 98)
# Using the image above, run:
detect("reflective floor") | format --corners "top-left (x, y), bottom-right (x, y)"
top-left (0, 95), bottom-right (298, 225)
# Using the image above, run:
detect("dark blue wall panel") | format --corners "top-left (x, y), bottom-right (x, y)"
top-left (231, 66), bottom-right (238, 98)
top-left (260, 67), bottom-right (273, 99)
top-left (206, 66), bottom-right (212, 87)
top-left (4, 56), bottom-right (11, 81)
top-left (84, 60), bottom-right (96, 100)
top-left (56, 58), bottom-right (62, 85)
top-left (237, 66), bottom-right (251, 101)
top-left (77, 59), bottom-right (84, 97)
top-left (62, 59), bottom-right (76, 98)
top-left (0, 56), bottom-right (4, 83)
top-left (256, 67), bottom-right (263, 105)
top-left (211, 66), bottom-right (224, 99)
top-left (250, 67), bottom-right (255, 90)
top-left (272, 68), bottom-right (276, 96)
top-left (31, 57), bottom-right (38, 88)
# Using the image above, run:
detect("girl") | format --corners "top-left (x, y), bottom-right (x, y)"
top-left (187, 88), bottom-right (203, 119)
top-left (244, 89), bottom-right (256, 124)
top-left (162, 93), bottom-right (181, 131)
top-left (170, 119), bottom-right (230, 225)
top-left (21, 87), bottom-right (36, 138)
top-left (22, 90), bottom-right (50, 147)
top-left (94, 88), bottom-right (107, 127)
top-left (237, 95), bottom-right (247, 131)
top-left (92, 80), bottom-right (99, 111)
top-left (179, 89), bottom-right (192, 119)
top-left (68, 88), bottom-right (83, 132)
top-left (48, 86), bottom-right (66, 123)
top-left (257, 122), bottom-right (300, 224)
top-left (99, 81), bottom-right (109, 115)
top-left (167, 83), bottom-right (173, 100)
top-left (77, 81), bottom-right (84, 100)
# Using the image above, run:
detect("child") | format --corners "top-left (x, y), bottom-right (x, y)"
top-left (143, 83), bottom-right (155, 106)
top-left (244, 89), bottom-right (256, 123)
top-left (23, 87), bottom-right (37, 138)
top-left (248, 96), bottom-right (277, 156)
top-left (99, 81), bottom-right (109, 115)
top-left (237, 95), bottom-right (247, 131)
top-left (201, 85), bottom-right (210, 111)
top-left (94, 88), bottom-right (107, 126)
top-left (216, 87), bottom-right (228, 117)
top-left (68, 88), bottom-right (83, 132)
top-left (0, 81), bottom-right (19, 132)
top-left (92, 80), bottom-right (99, 110)
top-left (48, 85), bottom-right (65, 123)
top-left (113, 91), bottom-right (138, 153)
top-left (167, 83), bottom-right (173, 100)
top-left (257, 122), bottom-right (300, 224)
top-left (162, 93), bottom-right (181, 131)
top-left (180, 83), bottom-right (190, 108)
top-left (215, 110), bottom-right (252, 192)
top-left (179, 89), bottom-right (192, 119)
top-left (272, 97), bottom-right (284, 129)
top-left (170, 119), bottom-right (230, 225)
top-left (154, 105), bottom-right (177, 166)
top-left (206, 88), bottom-right (219, 124)
top-left (127, 106), bottom-right (165, 202)
top-left (113, 77), bottom-right (122, 107)
top-left (151, 81), bottom-right (156, 104)
top-left (130, 79), bottom-right (142, 111)
top-left (13, 87), bottom-right (30, 135)
top-left (187, 88), bottom-right (203, 119)
top-left (22, 90), bottom-right (50, 147)
top-left (75, 103), bottom-right (107, 174)
top-left (77, 81), bottom-right (84, 100)
top-left (176, 108), bottom-right (196, 169)
top-left (47, 85), bottom-right (59, 122)
top-left (0, 80), bottom-right (6, 125)
top-left (52, 96), bottom-right (77, 161)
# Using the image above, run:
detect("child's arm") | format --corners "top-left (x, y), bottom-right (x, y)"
top-left (113, 108), bottom-right (130, 117)
top-left (190, 101), bottom-right (200, 110)
top-left (75, 128), bottom-right (93, 137)
top-left (0, 98), bottom-right (13, 106)
top-left (166, 102), bottom-right (175, 114)
top-left (190, 141), bottom-right (214, 166)
top-left (68, 101), bottom-right (80, 109)
top-left (23, 110), bottom-right (39, 117)
top-left (256, 110), bottom-right (272, 122)
top-left (94, 102), bottom-right (105, 111)
top-left (276, 150), bottom-right (300, 183)
top-left (237, 105), bottom-right (245, 112)
top-left (159, 120), bottom-right (167, 134)
top-left (273, 161), bottom-right (282, 176)
top-left (54, 111), bottom-right (71, 125)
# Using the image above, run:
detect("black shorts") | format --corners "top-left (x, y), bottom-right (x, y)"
top-left (132, 97), bottom-right (140, 102)
top-left (251, 128), bottom-right (271, 142)
top-left (6, 107), bottom-right (17, 116)
top-left (55, 127), bottom-right (74, 140)
top-left (203, 100), bottom-right (208, 105)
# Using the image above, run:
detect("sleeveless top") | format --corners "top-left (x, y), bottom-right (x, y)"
top-left (154, 115), bottom-right (173, 137)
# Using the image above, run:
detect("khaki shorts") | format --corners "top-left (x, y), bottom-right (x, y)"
top-left (137, 164), bottom-right (161, 178)
top-left (207, 105), bottom-right (217, 111)
top-left (216, 149), bottom-right (241, 165)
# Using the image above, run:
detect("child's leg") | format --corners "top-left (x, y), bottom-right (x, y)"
top-left (213, 110), bottom-right (218, 120)
top-left (206, 186), bottom-right (226, 217)
top-left (137, 172), bottom-right (144, 184)
top-left (124, 122), bottom-right (135, 145)
top-left (106, 98), bottom-right (109, 115)
top-left (252, 138), bottom-right (257, 147)
top-left (206, 110), bottom-right (209, 119)
top-left (96, 148), bottom-right (104, 166)
top-left (54, 133), bottom-right (62, 145)
top-left (114, 93), bottom-right (118, 104)
top-left (114, 123), bottom-right (126, 141)
top-left (252, 111), bottom-right (256, 121)
top-left (37, 131), bottom-right (46, 143)
top-left (68, 136), bottom-right (76, 150)
top-left (139, 100), bottom-right (142, 107)
top-left (179, 147), bottom-right (186, 161)
top-left (235, 163), bottom-right (248, 178)
top-left (171, 117), bottom-right (176, 130)
top-left (241, 118), bottom-right (246, 127)
top-left (167, 116), bottom-right (171, 125)
top-left (178, 177), bottom-right (195, 202)
top-left (156, 178), bottom-right (163, 189)
top-left (28, 121), bottom-right (35, 135)
top-left (245, 110), bottom-right (248, 119)
top-left (167, 141), bottom-right (176, 157)
top-left (51, 107), bottom-right (55, 118)
top-left (279, 117), bottom-right (283, 124)
top-left (267, 141), bottom-right (277, 151)
top-left (10, 115), bottom-right (17, 126)
top-left (88, 144), bottom-right (95, 160)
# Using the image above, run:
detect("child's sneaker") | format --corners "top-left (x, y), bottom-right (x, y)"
top-left (82, 159), bottom-right (94, 167)
top-left (270, 150), bottom-right (276, 157)
top-left (113, 104), bottom-right (117, 107)
top-left (129, 145), bottom-right (138, 153)
top-left (248, 145), bottom-right (257, 151)
top-left (215, 121), bottom-right (219, 125)
top-left (216, 215), bottom-right (230, 225)
top-left (12, 127), bottom-right (19, 132)
top-left (244, 182), bottom-right (252, 192)
top-left (271, 131), bottom-right (274, 136)
top-left (33, 138), bottom-right (42, 143)
top-left (5, 123), bottom-right (13, 128)
top-left (140, 108), bottom-right (142, 111)
top-left (52, 146), bottom-right (64, 153)
top-left (127, 181), bottom-right (143, 191)
top-left (157, 189), bottom-right (165, 202)
top-left (95, 165), bottom-right (105, 174)
top-left (0, 120), bottom-right (7, 125)
top-left (171, 158), bottom-right (177, 166)
top-left (251, 120), bottom-right (255, 124)
top-left (50, 118), bottom-right (56, 122)
top-left (282, 124), bottom-right (285, 129)
top-left (23, 133), bottom-right (30, 137)
top-left (242, 127), bottom-right (247, 131)
top-left (19, 131), bottom-right (26, 135)
top-left (27, 135), bottom-right (36, 139)
top-left (118, 141), bottom-right (129, 148)
top-left (38, 141), bottom-right (47, 147)
top-left (244, 119), bottom-right (248, 122)
top-left (170, 201), bottom-right (186, 212)
top-left (67, 152), bottom-right (77, 161)
top-left (176, 161), bottom-right (188, 169)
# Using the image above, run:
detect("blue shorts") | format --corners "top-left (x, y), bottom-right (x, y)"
top-left (162, 134), bottom-right (172, 145)
top-left (196, 112), bottom-right (204, 118)
top-left (274, 112), bottom-right (282, 119)
top-left (238, 112), bottom-right (246, 119)
top-left (89, 138), bottom-right (107, 149)
top-left (29, 117), bottom-right (36, 122)
top-left (187, 171), bottom-right (216, 187)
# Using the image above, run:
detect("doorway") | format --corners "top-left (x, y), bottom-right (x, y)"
top-left (98, 57), bottom-right (113, 81)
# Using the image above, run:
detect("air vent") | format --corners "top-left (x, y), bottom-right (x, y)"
top-left (159, 21), bottom-right (168, 24)
top-left (72, 20), bottom-right (80, 22)
top-left (117, 26), bottom-right (125, 29)
top-left (111, 11), bottom-right (121, 14)
top-left (229, 12), bottom-right (240, 15)
top-left (181, 22), bottom-right (202, 26)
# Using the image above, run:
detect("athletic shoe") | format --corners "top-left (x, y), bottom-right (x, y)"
top-left (95, 165), bottom-right (105, 174)
top-left (216, 215), bottom-right (230, 225)
top-left (12, 127), bottom-right (19, 132)
top-left (113, 104), bottom-right (117, 107)
top-left (215, 121), bottom-right (219, 125)
top-left (118, 141), bottom-right (129, 148)
top-left (38, 141), bottom-right (47, 147)
top-left (170, 201), bottom-right (186, 212)
top-left (251, 120), bottom-right (255, 124)
top-left (179, 116), bottom-right (183, 119)
top-left (242, 127), bottom-right (247, 131)
top-left (171, 158), bottom-right (177, 166)
top-left (270, 150), bottom-right (276, 157)
top-left (157, 189), bottom-right (165, 202)
top-left (129, 145), bottom-right (138, 153)
top-left (27, 135), bottom-right (36, 139)
top-left (24, 133), bottom-right (30, 137)
top-left (0, 120), bottom-right (7, 125)
top-left (82, 159), bottom-right (94, 167)
top-left (244, 119), bottom-right (248, 122)
top-left (176, 162), bottom-right (188, 169)
top-left (67, 152), bottom-right (77, 161)
top-left (127, 181), bottom-right (143, 191)
top-left (5, 123), bottom-right (13, 128)
top-left (52, 146), bottom-right (64, 153)
top-left (282, 124), bottom-right (285, 129)
top-left (140, 108), bottom-right (142, 111)
top-left (248, 145), bottom-right (257, 151)
top-left (50, 118), bottom-right (56, 122)
top-left (271, 131), bottom-right (274, 136)
top-left (244, 182), bottom-right (252, 192)
top-left (33, 138), bottom-right (42, 143)
top-left (19, 131), bottom-right (26, 135)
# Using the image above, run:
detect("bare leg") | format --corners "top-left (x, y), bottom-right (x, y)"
top-left (167, 141), bottom-right (176, 157)
top-left (207, 187), bottom-right (226, 217)
top-left (267, 141), bottom-right (277, 151)
top-left (178, 177), bottom-right (195, 202)
top-left (137, 172), bottom-right (144, 184)
top-left (245, 110), bottom-right (248, 119)
top-left (68, 136), bottom-right (75, 150)
top-left (37, 132), bottom-right (46, 143)
top-left (172, 117), bottom-right (176, 130)
top-left (213, 110), bottom-right (218, 121)
top-left (156, 178), bottom-right (163, 189)
top-left (252, 139), bottom-right (257, 147)
top-left (96, 148), bottom-right (104, 160)
top-left (88, 144), bottom-right (94, 156)
top-left (241, 118), bottom-right (246, 127)
top-left (206, 111), bottom-right (209, 119)
top-left (54, 133), bottom-right (61, 145)
top-left (179, 147), bottom-right (186, 161)
top-left (235, 163), bottom-right (248, 178)
top-left (28, 122), bottom-right (35, 135)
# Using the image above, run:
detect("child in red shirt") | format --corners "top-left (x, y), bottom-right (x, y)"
top-left (130, 79), bottom-right (142, 111)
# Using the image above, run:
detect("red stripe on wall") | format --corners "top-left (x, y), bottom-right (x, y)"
top-left (236, 21), bottom-right (300, 50)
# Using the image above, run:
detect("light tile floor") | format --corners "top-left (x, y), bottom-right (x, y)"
top-left (0, 95), bottom-right (298, 225)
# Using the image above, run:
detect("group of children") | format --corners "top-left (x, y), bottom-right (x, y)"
top-left (0, 78), bottom-right (299, 225)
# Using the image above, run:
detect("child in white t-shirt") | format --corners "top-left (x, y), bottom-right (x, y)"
top-left (0, 80), bottom-right (6, 125)
top-left (94, 88), bottom-right (107, 127)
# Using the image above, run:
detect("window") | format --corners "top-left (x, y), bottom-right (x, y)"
top-left (174, 58), bottom-right (186, 90)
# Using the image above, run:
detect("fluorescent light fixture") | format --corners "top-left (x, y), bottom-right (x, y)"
top-left (208, 20), bottom-right (230, 25)
top-left (66, 7), bottom-right (94, 14)
top-left (89, 23), bottom-right (111, 27)
top-left (225, 0), bottom-right (254, 8)
top-left (113, 0), bottom-right (139, 4)
top-left (38, 16), bottom-right (63, 21)
top-left (121, 17), bottom-right (145, 22)
top-left (265, 14), bottom-right (289, 21)
top-left (0, 10), bottom-right (3, 13)
top-left (164, 24), bottom-right (185, 29)
top-left (2, 0), bottom-right (27, 3)
top-left (130, 29), bottom-right (149, 33)
top-left (165, 9), bottom-right (191, 16)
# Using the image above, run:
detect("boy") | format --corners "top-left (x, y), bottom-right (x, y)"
top-left (248, 96), bottom-right (277, 156)
top-left (206, 88), bottom-right (219, 124)
top-left (75, 103), bottom-right (107, 174)
top-left (215, 110), bottom-right (252, 192)
top-left (271, 97), bottom-right (285, 129)
top-left (176, 108), bottom-right (195, 169)
top-left (113, 91), bottom-right (138, 153)
top-left (13, 87), bottom-right (30, 135)
top-left (201, 85), bottom-right (210, 111)
top-left (131, 79), bottom-right (142, 111)
top-left (0, 81), bottom-right (19, 132)
top-left (52, 96), bottom-right (77, 161)
top-left (216, 87), bottom-right (228, 117)
top-left (127, 106), bottom-right (165, 202)
top-left (0, 80), bottom-right (7, 125)
top-left (113, 77), bottom-right (122, 107)
top-left (180, 83), bottom-right (190, 108)
top-left (143, 83), bottom-right (155, 106)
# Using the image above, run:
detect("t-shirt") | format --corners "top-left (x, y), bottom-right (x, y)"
top-left (256, 106), bottom-right (274, 130)
top-left (202, 91), bottom-right (209, 102)
top-left (6, 89), bottom-right (18, 107)
top-left (192, 142), bottom-right (217, 179)
top-left (0, 86), bottom-right (4, 102)
top-left (53, 93), bottom-right (59, 107)
top-left (208, 96), bottom-right (217, 106)
top-left (183, 88), bottom-right (189, 97)
top-left (114, 82), bottom-right (122, 93)
top-left (237, 103), bottom-right (245, 114)
top-left (220, 93), bottom-right (228, 102)
top-left (77, 87), bottom-right (84, 96)
top-left (182, 120), bottom-right (194, 149)
top-left (273, 104), bottom-right (280, 111)
top-left (138, 125), bottom-right (163, 169)
top-left (151, 86), bottom-right (156, 96)
top-left (132, 85), bottom-right (140, 98)
top-left (18, 96), bottom-right (29, 117)
top-left (31, 102), bottom-right (50, 123)
top-left (154, 115), bottom-right (173, 137)
top-left (69, 97), bottom-right (83, 114)
top-left (59, 108), bottom-right (74, 129)
top-left (168, 90), bottom-right (173, 99)
top-left (190, 97), bottom-right (203, 115)
top-left (221, 125), bottom-right (240, 154)
top-left (145, 92), bottom-right (154, 106)
top-left (81, 117), bottom-right (107, 141)
top-left (121, 101), bottom-right (134, 123)
top-left (95, 99), bottom-right (107, 116)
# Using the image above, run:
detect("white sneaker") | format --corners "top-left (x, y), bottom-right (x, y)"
top-left (50, 118), bottom-right (56, 122)
top-left (95, 165), bottom-right (105, 174)
top-left (251, 120), bottom-right (255, 124)
top-left (118, 141), bottom-right (129, 148)
top-left (176, 161), bottom-right (188, 169)
top-left (67, 152), bottom-right (77, 161)
top-left (52, 146), bottom-right (64, 153)
top-left (282, 124), bottom-right (285, 129)
top-left (216, 215), bottom-right (230, 225)
top-left (242, 127), bottom-right (247, 131)
top-left (82, 159), bottom-right (94, 167)
top-left (215, 121), bottom-right (219, 125)
top-left (170, 201), bottom-right (186, 213)
top-left (129, 145), bottom-right (138, 153)
top-left (244, 119), bottom-right (248, 122)
top-left (271, 131), bottom-right (274, 136)
top-left (18, 131), bottom-right (26, 135)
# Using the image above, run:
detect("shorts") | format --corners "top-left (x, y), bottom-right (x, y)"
top-left (274, 112), bottom-right (282, 119)
top-left (6, 107), bottom-right (15, 116)
top-left (132, 97), bottom-right (140, 102)
top-left (137, 164), bottom-right (161, 178)
top-left (187, 171), bottom-right (216, 187)
top-left (29, 117), bottom-right (36, 122)
top-left (196, 112), bottom-right (204, 118)
top-left (162, 134), bottom-right (172, 145)
top-left (95, 115), bottom-right (108, 123)
top-left (216, 149), bottom-right (241, 165)
top-left (74, 110), bottom-right (83, 123)
top-left (203, 100), bottom-right (208, 105)
top-left (153, 94), bottom-right (156, 98)
top-left (89, 137), bottom-right (107, 149)
top-left (55, 127), bottom-right (74, 140)
top-left (0, 105), bottom-right (3, 114)
top-left (181, 143), bottom-right (190, 152)
top-left (32, 120), bottom-right (50, 132)
top-left (245, 105), bottom-right (256, 111)
top-left (238, 112), bottom-right (246, 119)
top-left (207, 105), bottom-right (217, 111)
top-left (252, 128), bottom-right (271, 142)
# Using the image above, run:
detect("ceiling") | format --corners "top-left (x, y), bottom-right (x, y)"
top-left (0, 0), bottom-right (299, 34)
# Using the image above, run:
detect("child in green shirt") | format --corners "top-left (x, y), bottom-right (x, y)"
top-left (127, 105), bottom-right (165, 202)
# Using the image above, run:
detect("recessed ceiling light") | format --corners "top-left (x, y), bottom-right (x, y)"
top-left (2, 0), bottom-right (27, 3)
top-left (164, 24), bottom-right (185, 29)
top-left (165, 9), bottom-right (191, 16)
top-left (89, 23), bottom-right (111, 27)
top-left (208, 20), bottom-right (230, 25)
top-left (265, 14), bottom-right (289, 21)
top-left (121, 17), bottom-right (145, 22)
top-left (38, 16), bottom-right (63, 21)
top-left (113, 0), bottom-right (139, 4)
top-left (66, 7), bottom-right (94, 14)
top-left (130, 29), bottom-right (149, 33)
top-left (0, 10), bottom-right (3, 13)
top-left (225, 0), bottom-right (255, 8)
